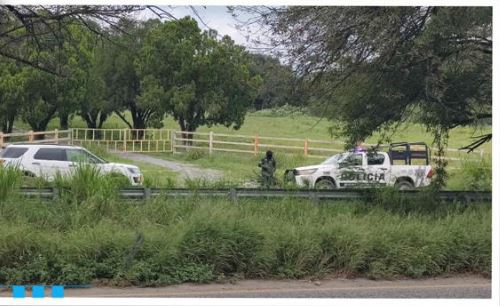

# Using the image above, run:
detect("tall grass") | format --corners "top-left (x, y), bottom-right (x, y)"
top-left (0, 165), bottom-right (22, 201)
top-left (54, 164), bottom-right (129, 201)
top-left (0, 195), bottom-right (491, 286)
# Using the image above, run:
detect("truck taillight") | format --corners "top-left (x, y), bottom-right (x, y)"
top-left (427, 168), bottom-right (433, 178)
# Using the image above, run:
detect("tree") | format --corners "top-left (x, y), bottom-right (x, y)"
top-left (240, 7), bottom-right (491, 149)
top-left (0, 5), bottom-right (173, 74)
top-left (243, 8), bottom-right (490, 148)
top-left (248, 53), bottom-right (300, 110)
top-left (136, 17), bottom-right (259, 137)
top-left (0, 58), bottom-right (24, 133)
top-left (98, 19), bottom-right (164, 137)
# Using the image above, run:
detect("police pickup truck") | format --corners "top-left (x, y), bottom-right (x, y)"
top-left (285, 142), bottom-right (433, 190)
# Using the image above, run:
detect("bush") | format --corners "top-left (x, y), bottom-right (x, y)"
top-left (457, 158), bottom-right (491, 191)
top-left (179, 220), bottom-right (265, 276)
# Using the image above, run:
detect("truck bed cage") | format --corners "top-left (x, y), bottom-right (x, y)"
top-left (388, 142), bottom-right (430, 165)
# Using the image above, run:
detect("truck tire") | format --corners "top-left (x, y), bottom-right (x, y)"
top-left (395, 180), bottom-right (414, 190)
top-left (315, 178), bottom-right (336, 190)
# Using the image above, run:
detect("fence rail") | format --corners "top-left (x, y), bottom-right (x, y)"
top-left (0, 129), bottom-right (72, 148)
top-left (17, 187), bottom-right (492, 202)
top-left (1, 128), bottom-right (489, 162)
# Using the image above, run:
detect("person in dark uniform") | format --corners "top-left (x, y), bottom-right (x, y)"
top-left (258, 150), bottom-right (276, 188)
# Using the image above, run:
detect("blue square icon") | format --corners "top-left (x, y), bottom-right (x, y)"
top-left (12, 286), bottom-right (26, 298)
top-left (32, 285), bottom-right (45, 298)
top-left (51, 286), bottom-right (64, 298)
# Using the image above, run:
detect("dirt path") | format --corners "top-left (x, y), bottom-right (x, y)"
top-left (21, 276), bottom-right (489, 298)
top-left (116, 152), bottom-right (224, 181)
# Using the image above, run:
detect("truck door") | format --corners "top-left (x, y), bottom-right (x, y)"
top-left (366, 152), bottom-right (390, 187)
top-left (336, 152), bottom-right (366, 188)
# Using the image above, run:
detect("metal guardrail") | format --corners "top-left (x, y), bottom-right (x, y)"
top-left (17, 187), bottom-right (492, 202)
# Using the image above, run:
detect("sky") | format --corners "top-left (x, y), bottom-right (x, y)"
top-left (136, 6), bottom-right (270, 51)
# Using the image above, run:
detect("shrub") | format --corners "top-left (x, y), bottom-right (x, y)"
top-left (457, 158), bottom-right (491, 191)
top-left (179, 220), bottom-right (265, 276)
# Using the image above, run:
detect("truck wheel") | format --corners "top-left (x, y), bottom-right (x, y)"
top-left (315, 178), bottom-right (335, 190)
top-left (395, 181), bottom-right (414, 190)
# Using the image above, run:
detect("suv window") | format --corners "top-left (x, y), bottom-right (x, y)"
top-left (0, 147), bottom-right (28, 158)
top-left (34, 148), bottom-right (67, 161)
top-left (367, 153), bottom-right (385, 165)
top-left (66, 149), bottom-right (102, 163)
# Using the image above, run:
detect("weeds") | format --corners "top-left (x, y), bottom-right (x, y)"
top-left (0, 165), bottom-right (22, 201)
top-left (0, 196), bottom-right (491, 285)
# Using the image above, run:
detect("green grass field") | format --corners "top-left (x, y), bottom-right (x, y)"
top-left (16, 109), bottom-right (492, 153)
top-left (11, 108), bottom-right (491, 190)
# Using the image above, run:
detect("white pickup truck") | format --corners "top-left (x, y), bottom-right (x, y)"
top-left (0, 144), bottom-right (143, 185)
top-left (285, 142), bottom-right (433, 190)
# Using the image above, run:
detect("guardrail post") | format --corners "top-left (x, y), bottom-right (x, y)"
top-left (229, 188), bottom-right (237, 202)
top-left (304, 138), bottom-right (309, 156)
top-left (144, 187), bottom-right (151, 200)
top-left (0, 132), bottom-right (3, 148)
top-left (254, 134), bottom-right (259, 156)
top-left (28, 130), bottom-right (34, 142)
top-left (54, 129), bottom-right (59, 144)
top-left (209, 131), bottom-right (213, 155)
top-left (52, 187), bottom-right (59, 200)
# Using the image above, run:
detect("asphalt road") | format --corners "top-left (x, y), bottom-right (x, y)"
top-left (58, 276), bottom-right (491, 298)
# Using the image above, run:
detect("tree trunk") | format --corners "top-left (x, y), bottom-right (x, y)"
top-left (59, 114), bottom-right (69, 130)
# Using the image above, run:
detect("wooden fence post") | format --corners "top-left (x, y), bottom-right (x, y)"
top-left (0, 132), bottom-right (3, 148)
top-left (54, 129), bottom-right (59, 144)
top-left (28, 131), bottom-right (34, 142)
top-left (254, 134), bottom-right (259, 156)
top-left (171, 130), bottom-right (176, 153)
top-left (123, 129), bottom-right (127, 152)
top-left (209, 131), bottom-right (213, 155)
top-left (304, 138), bottom-right (309, 156)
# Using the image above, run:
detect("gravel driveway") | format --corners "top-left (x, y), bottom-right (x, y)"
top-left (117, 152), bottom-right (223, 181)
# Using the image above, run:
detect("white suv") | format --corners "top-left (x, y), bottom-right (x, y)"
top-left (0, 144), bottom-right (143, 185)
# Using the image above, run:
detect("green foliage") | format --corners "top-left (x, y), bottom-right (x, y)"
top-left (53, 164), bottom-right (128, 201)
top-left (136, 17), bottom-right (259, 133)
top-left (0, 165), bottom-right (22, 201)
top-left (247, 54), bottom-right (302, 110)
top-left (456, 158), bottom-right (491, 191)
top-left (245, 6), bottom-right (492, 173)
top-left (0, 196), bottom-right (491, 285)
top-left (179, 220), bottom-right (265, 275)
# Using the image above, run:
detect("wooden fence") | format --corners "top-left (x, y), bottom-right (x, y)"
top-left (1, 128), bottom-right (488, 162)
top-left (0, 129), bottom-right (72, 148)
top-left (71, 128), bottom-right (173, 152)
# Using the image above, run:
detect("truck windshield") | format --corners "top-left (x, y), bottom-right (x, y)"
top-left (321, 153), bottom-right (346, 165)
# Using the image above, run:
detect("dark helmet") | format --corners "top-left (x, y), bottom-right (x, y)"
top-left (266, 150), bottom-right (273, 159)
